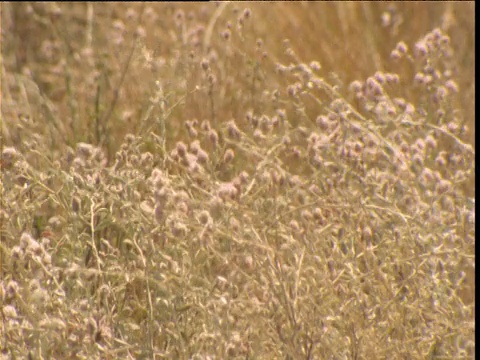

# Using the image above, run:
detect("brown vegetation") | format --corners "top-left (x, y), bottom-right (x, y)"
top-left (1, 3), bottom-right (475, 359)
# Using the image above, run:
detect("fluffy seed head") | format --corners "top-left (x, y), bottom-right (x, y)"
top-left (425, 135), bottom-right (437, 150)
top-left (253, 129), bottom-right (265, 142)
top-left (2, 147), bottom-right (20, 169)
top-left (447, 121), bottom-right (459, 134)
top-left (412, 153), bottom-right (424, 168)
top-left (435, 179), bottom-right (451, 194)
top-left (414, 41), bottom-right (428, 57)
top-left (290, 220), bottom-right (300, 232)
top-left (435, 153), bottom-right (447, 167)
top-left (176, 141), bottom-right (188, 157)
top-left (414, 72), bottom-right (425, 85)
top-left (445, 80), bottom-right (459, 93)
top-left (309, 61), bottom-right (321, 71)
top-left (189, 140), bottom-right (201, 154)
top-left (362, 226), bottom-right (373, 241)
top-left (196, 149), bottom-right (209, 164)
top-left (227, 120), bottom-right (241, 139)
top-left (208, 129), bottom-right (219, 148)
top-left (198, 210), bottom-right (211, 225)
top-left (396, 41), bottom-right (408, 54)
top-left (349, 80), bottom-right (363, 93)
top-left (221, 29), bottom-right (231, 40)
top-left (200, 59), bottom-right (210, 71)
top-left (201, 120), bottom-right (211, 131)
top-left (76, 143), bottom-right (94, 159)
top-left (374, 71), bottom-right (386, 84)
top-left (218, 182), bottom-right (238, 201)
top-left (223, 149), bottom-right (235, 163)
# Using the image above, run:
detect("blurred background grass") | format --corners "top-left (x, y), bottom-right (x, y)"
top-left (2, 2), bottom-right (474, 150)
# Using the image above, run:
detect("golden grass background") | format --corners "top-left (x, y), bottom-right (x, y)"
top-left (0, 2), bottom-right (475, 359)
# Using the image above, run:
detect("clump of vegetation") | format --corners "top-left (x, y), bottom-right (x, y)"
top-left (1, 3), bottom-right (474, 359)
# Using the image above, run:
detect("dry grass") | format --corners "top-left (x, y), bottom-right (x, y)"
top-left (0, 2), bottom-right (475, 359)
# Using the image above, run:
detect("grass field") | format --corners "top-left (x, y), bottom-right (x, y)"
top-left (0, 2), bottom-right (475, 359)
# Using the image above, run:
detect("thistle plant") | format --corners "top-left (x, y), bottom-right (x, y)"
top-left (1, 3), bottom-right (474, 359)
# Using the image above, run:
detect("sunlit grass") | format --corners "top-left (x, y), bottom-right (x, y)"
top-left (1, 3), bottom-right (474, 359)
